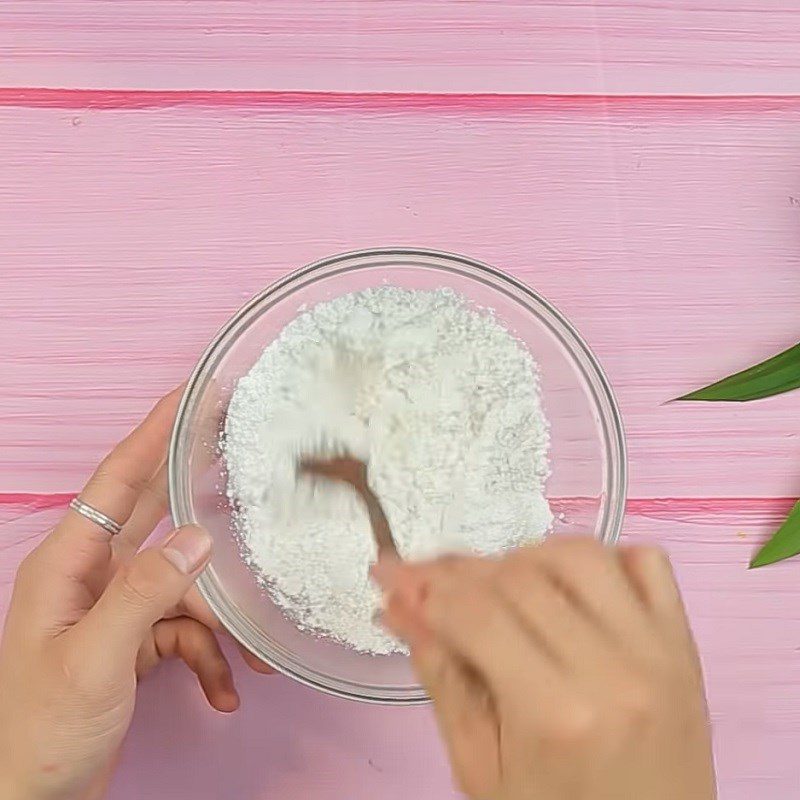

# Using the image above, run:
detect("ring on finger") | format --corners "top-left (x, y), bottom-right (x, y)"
top-left (69, 497), bottom-right (123, 536)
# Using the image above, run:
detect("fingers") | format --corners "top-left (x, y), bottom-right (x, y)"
top-left (17, 387), bottom-right (185, 628)
top-left (139, 617), bottom-right (239, 713)
top-left (376, 558), bottom-right (564, 709)
top-left (617, 545), bottom-right (684, 619)
top-left (492, 555), bottom-right (611, 669)
top-left (236, 642), bottom-right (275, 675)
top-left (414, 643), bottom-right (500, 795)
top-left (113, 462), bottom-right (169, 562)
top-left (171, 586), bottom-right (274, 675)
top-left (518, 538), bottom-right (654, 646)
top-left (618, 545), bottom-right (697, 649)
top-left (383, 589), bottom-right (501, 799)
top-left (171, 585), bottom-right (223, 631)
top-left (376, 539), bottom-right (672, 685)
top-left (376, 539), bottom-right (689, 712)
top-left (415, 646), bottom-right (500, 798)
top-left (71, 525), bottom-right (212, 671)
top-left (375, 541), bottom-right (707, 800)
top-left (57, 387), bottom-right (183, 554)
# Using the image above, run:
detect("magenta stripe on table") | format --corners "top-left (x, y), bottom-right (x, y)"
top-left (1, 492), bottom-right (794, 517)
top-left (2, 88), bottom-right (800, 112)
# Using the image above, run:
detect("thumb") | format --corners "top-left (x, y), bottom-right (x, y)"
top-left (382, 591), bottom-right (501, 800)
top-left (74, 525), bottom-right (213, 667)
top-left (413, 638), bottom-right (501, 800)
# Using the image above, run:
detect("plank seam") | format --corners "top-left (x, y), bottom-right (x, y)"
top-left (0, 493), bottom-right (795, 513)
top-left (3, 88), bottom-right (800, 111)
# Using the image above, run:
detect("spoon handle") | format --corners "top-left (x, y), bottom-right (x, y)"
top-left (361, 486), bottom-right (399, 560)
top-left (300, 456), bottom-right (400, 560)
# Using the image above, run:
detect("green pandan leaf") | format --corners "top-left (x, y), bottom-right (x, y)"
top-left (677, 342), bottom-right (800, 402)
top-left (750, 501), bottom-right (800, 568)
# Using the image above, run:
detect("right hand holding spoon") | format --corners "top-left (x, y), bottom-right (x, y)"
top-left (373, 537), bottom-right (717, 800)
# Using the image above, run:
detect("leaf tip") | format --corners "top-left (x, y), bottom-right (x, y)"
top-left (672, 389), bottom-right (705, 403)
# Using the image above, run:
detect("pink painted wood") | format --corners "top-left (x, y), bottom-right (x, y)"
top-left (2, 5), bottom-right (800, 799)
top-left (2, 97), bottom-right (799, 497)
top-left (2, 1), bottom-right (800, 94)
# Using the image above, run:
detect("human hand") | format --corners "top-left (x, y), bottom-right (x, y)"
top-left (374, 538), bottom-right (717, 800)
top-left (0, 387), bottom-right (270, 800)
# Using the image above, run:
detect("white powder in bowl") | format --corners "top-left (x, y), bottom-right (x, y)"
top-left (223, 287), bottom-right (552, 654)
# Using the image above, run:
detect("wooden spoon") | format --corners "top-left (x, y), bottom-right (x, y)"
top-left (300, 455), bottom-right (399, 560)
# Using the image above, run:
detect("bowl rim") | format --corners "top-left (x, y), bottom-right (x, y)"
top-left (169, 246), bottom-right (628, 704)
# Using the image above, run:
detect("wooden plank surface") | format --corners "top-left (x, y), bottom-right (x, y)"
top-left (3, 4), bottom-right (800, 799)
top-left (2, 1), bottom-right (800, 94)
top-left (2, 97), bottom-right (799, 496)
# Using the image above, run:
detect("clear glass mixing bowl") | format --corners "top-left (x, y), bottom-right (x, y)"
top-left (168, 248), bottom-right (627, 704)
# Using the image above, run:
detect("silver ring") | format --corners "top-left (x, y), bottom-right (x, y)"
top-left (69, 498), bottom-right (123, 536)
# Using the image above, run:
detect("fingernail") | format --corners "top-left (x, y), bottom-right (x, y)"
top-left (162, 525), bottom-right (212, 574)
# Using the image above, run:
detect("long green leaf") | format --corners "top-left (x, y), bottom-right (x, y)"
top-left (750, 500), bottom-right (800, 568)
top-left (677, 342), bottom-right (800, 402)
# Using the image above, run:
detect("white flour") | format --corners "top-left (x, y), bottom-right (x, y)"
top-left (223, 287), bottom-right (552, 654)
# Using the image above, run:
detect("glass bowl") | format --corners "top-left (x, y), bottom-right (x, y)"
top-left (168, 248), bottom-right (627, 704)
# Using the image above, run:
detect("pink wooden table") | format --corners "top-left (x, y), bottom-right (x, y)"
top-left (3, 3), bottom-right (800, 798)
